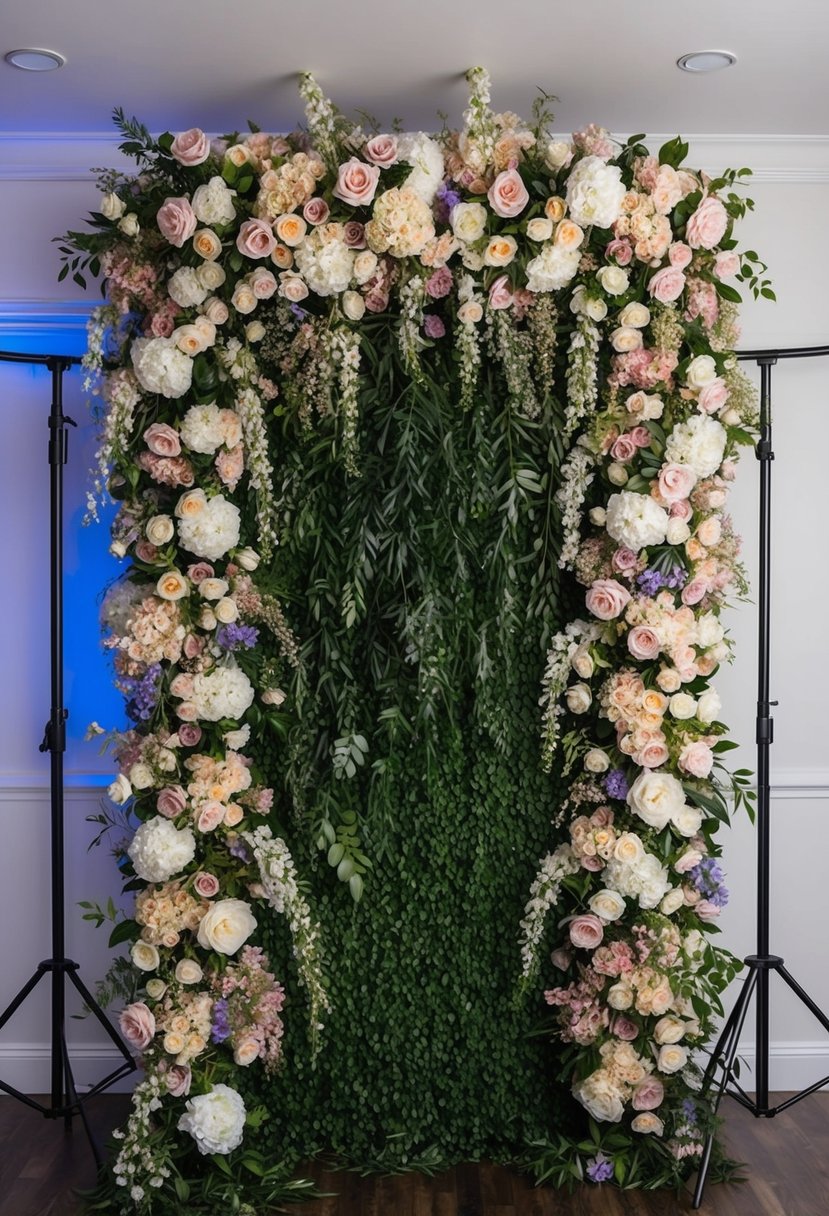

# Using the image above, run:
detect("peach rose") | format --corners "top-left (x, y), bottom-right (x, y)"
top-left (303, 197), bottom-right (330, 226)
top-left (488, 168), bottom-right (529, 218)
top-left (192, 228), bottom-right (222, 261)
top-left (333, 157), bottom-right (381, 207)
top-left (585, 579), bottom-right (631, 621)
top-left (119, 1002), bottom-right (156, 1052)
top-left (144, 422), bottom-right (181, 457)
top-left (270, 244), bottom-right (294, 270)
top-left (569, 913), bottom-right (605, 950)
top-left (686, 196), bottom-right (728, 250)
top-left (170, 672), bottom-right (195, 699)
top-left (544, 196), bottom-right (566, 222)
top-left (279, 273), bottom-right (309, 303)
top-left (216, 445), bottom-right (245, 490)
top-left (275, 213), bottom-right (307, 247)
top-left (697, 517), bottom-right (722, 547)
top-left (488, 275), bottom-right (514, 310)
top-left (170, 128), bottom-right (210, 166)
top-left (236, 218), bottom-right (277, 259)
top-left (484, 235), bottom-right (518, 267)
top-left (627, 625), bottom-right (661, 661)
top-left (658, 463), bottom-right (696, 503)
top-left (638, 739), bottom-right (670, 768)
top-left (554, 220), bottom-right (584, 251)
top-left (157, 197), bottom-right (198, 248)
top-left (649, 266), bottom-right (686, 303)
top-left (364, 134), bottom-right (399, 166)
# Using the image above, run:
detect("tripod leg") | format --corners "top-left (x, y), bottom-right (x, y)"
top-left (66, 967), bottom-right (136, 1067)
top-left (61, 1034), bottom-right (104, 1168)
top-left (0, 965), bottom-right (48, 1032)
top-left (777, 965), bottom-right (829, 1035)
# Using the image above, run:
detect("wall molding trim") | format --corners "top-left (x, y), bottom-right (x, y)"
top-left (0, 1042), bottom-right (137, 1095)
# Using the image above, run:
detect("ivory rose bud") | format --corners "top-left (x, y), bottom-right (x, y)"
top-left (146, 978), bottom-right (167, 1001)
top-left (569, 913), bottom-right (605, 949)
top-left (653, 1016), bottom-right (686, 1047)
top-left (274, 213), bottom-right (307, 247)
top-left (484, 235), bottom-right (518, 267)
top-left (669, 692), bottom-right (697, 720)
top-left (108, 774), bottom-right (132, 804)
top-left (194, 871), bottom-right (220, 898)
top-left (100, 192), bottom-right (126, 220)
top-left (597, 265), bottom-right (629, 296)
top-left (279, 273), bottom-right (309, 303)
top-left (175, 959), bottom-right (203, 985)
top-left (157, 570), bottom-right (189, 601)
top-left (658, 463), bottom-right (696, 503)
top-left (458, 300), bottom-right (483, 324)
top-left (333, 157), bottom-right (381, 207)
top-left (364, 134), bottom-right (398, 166)
top-left (668, 242), bottom-right (693, 269)
top-left (649, 266), bottom-right (685, 303)
top-left (685, 354), bottom-right (718, 392)
top-left (171, 128), bottom-right (211, 166)
top-left (657, 1044), bottom-right (688, 1073)
top-left (666, 517), bottom-right (691, 545)
top-left (632, 1077), bottom-right (665, 1110)
top-left (488, 275), bottom-right (513, 310)
top-left (342, 290), bottom-right (366, 321)
top-left (214, 597), bottom-right (239, 624)
top-left (618, 301), bottom-right (650, 329)
top-left (589, 507), bottom-right (606, 526)
top-left (157, 786), bottom-right (187, 818)
top-left (544, 141), bottom-right (573, 171)
top-left (686, 195), bottom-right (728, 249)
top-left (198, 607), bottom-right (217, 631)
top-left (146, 515), bottom-right (175, 546)
top-left (144, 423), bottom-right (181, 457)
top-left (234, 1037), bottom-right (262, 1067)
top-left (610, 326), bottom-right (643, 353)
top-left (157, 197), bottom-right (198, 248)
top-left (673, 805), bottom-right (703, 840)
top-left (131, 941), bottom-right (160, 972)
top-left (488, 167), bottom-right (529, 218)
top-left (627, 626), bottom-right (661, 661)
top-left (585, 578), bottom-right (631, 621)
top-left (197, 898), bottom-right (257, 955)
top-left (627, 770), bottom-right (685, 830)
top-left (660, 887), bottom-right (685, 915)
top-left (631, 1113), bottom-right (664, 1136)
top-left (589, 890), bottom-right (626, 921)
top-left (236, 218), bottom-right (277, 260)
top-left (119, 1002), bottom-right (156, 1052)
top-left (118, 213), bottom-right (139, 237)
top-left (679, 741), bottom-right (714, 778)
top-left (235, 547), bottom-right (260, 571)
top-left (584, 748), bottom-right (610, 773)
top-left (231, 282), bottom-right (257, 315)
top-left (571, 645), bottom-right (594, 678)
top-left (526, 217), bottom-right (553, 242)
top-left (450, 202), bottom-right (487, 243)
top-left (202, 296), bottom-right (229, 326)
top-left (566, 683), bottom-right (592, 714)
top-left (696, 687), bottom-right (722, 724)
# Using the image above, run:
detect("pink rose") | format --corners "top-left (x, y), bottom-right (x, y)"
top-left (569, 914), bottom-right (605, 950)
top-left (581, 855), bottom-right (603, 872)
top-left (627, 625), bottom-right (661, 660)
top-left (203, 298), bottom-right (229, 326)
top-left (680, 741), bottom-right (714, 778)
top-left (681, 576), bottom-right (709, 606)
top-left (637, 739), bottom-right (670, 768)
top-left (649, 266), bottom-right (686, 303)
top-left (157, 785), bottom-right (187, 818)
top-left (488, 274), bottom-right (514, 311)
top-left (119, 1002), bottom-right (156, 1052)
top-left (585, 579), bottom-right (631, 621)
top-left (303, 197), bottom-right (330, 226)
top-left (177, 723), bottom-right (202, 747)
top-left (249, 267), bottom-right (277, 299)
top-left (150, 312), bottom-right (175, 338)
top-left (423, 314), bottom-right (446, 339)
top-left (170, 128), bottom-right (211, 167)
top-left (487, 168), bottom-right (529, 218)
top-left (364, 288), bottom-right (389, 314)
top-left (236, 218), bottom-right (277, 260)
top-left (186, 563), bottom-right (213, 584)
top-left (658, 463), bottom-right (696, 503)
top-left (363, 135), bottom-right (399, 167)
top-left (343, 221), bottom-right (366, 249)
top-left (611, 434), bottom-right (638, 462)
top-left (629, 426), bottom-right (652, 448)
top-left (194, 871), bottom-right (220, 898)
top-left (720, 459), bottom-right (737, 481)
top-left (164, 1063), bottom-right (192, 1097)
top-left (550, 947), bottom-right (573, 970)
top-left (696, 899), bottom-right (721, 922)
top-left (144, 423), bottom-right (181, 458)
top-left (612, 1015), bottom-right (639, 1041)
top-left (177, 702), bottom-right (199, 722)
top-left (611, 547), bottom-right (638, 574)
top-left (135, 541), bottom-right (158, 563)
top-left (698, 378), bottom-right (729, 415)
top-left (670, 498), bottom-right (693, 522)
top-left (216, 445), bottom-right (245, 491)
top-left (633, 1077), bottom-right (665, 1111)
top-left (606, 238), bottom-right (633, 266)
top-left (170, 673), bottom-right (195, 699)
top-left (157, 197), bottom-right (198, 248)
top-left (425, 266), bottom-right (453, 299)
top-left (686, 196), bottom-right (728, 250)
top-left (333, 157), bottom-right (381, 207)
top-left (197, 801), bottom-right (225, 832)
top-left (668, 242), bottom-right (693, 269)
top-left (714, 250), bottom-right (739, 279)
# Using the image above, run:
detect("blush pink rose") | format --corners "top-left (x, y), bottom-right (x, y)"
top-left (137, 452), bottom-right (194, 487)
top-left (714, 250), bottom-right (740, 279)
top-left (157, 197), bottom-right (198, 248)
top-left (681, 575), bottom-right (709, 606)
top-left (612, 1015), bottom-right (639, 1041)
top-left (668, 242), bottom-right (693, 269)
top-left (488, 168), bottom-right (529, 218)
top-left (363, 134), bottom-right (399, 166)
top-left (186, 563), bottom-right (214, 584)
top-left (236, 218), bottom-right (277, 260)
top-left (119, 1002), bottom-right (156, 1052)
top-left (581, 855), bottom-right (603, 872)
top-left (333, 157), bottom-right (381, 207)
top-left (170, 673), bottom-right (195, 699)
top-left (425, 266), bottom-right (453, 299)
top-left (157, 785), bottom-right (187, 818)
top-left (680, 741), bottom-right (714, 778)
top-left (170, 128), bottom-right (211, 167)
top-left (698, 378), bottom-right (729, 415)
top-left (197, 801), bottom-right (225, 832)
top-left (364, 287), bottom-right (389, 314)
top-left (343, 221), bottom-right (366, 249)
top-left (627, 625), bottom-right (661, 660)
top-left (177, 723), bottom-right (202, 747)
top-left (649, 266), bottom-right (686, 303)
top-left (638, 739), bottom-right (670, 768)
top-left (177, 702), bottom-right (199, 722)
top-left (606, 238), bottom-right (633, 266)
top-left (150, 312), bottom-right (175, 338)
top-left (164, 1063), bottom-right (192, 1097)
top-left (686, 196), bottom-right (728, 250)
top-left (586, 579), bottom-right (632, 621)
top-left (658, 463), bottom-right (696, 503)
top-left (303, 197), bottom-right (330, 226)
top-left (633, 1077), bottom-right (665, 1111)
top-left (194, 871), bottom-right (220, 898)
top-left (611, 434), bottom-right (638, 462)
top-left (488, 274), bottom-right (514, 311)
top-left (611, 547), bottom-right (638, 574)
top-left (135, 541), bottom-right (158, 563)
top-left (250, 267), bottom-right (278, 299)
top-left (569, 914), bottom-right (605, 950)
top-left (629, 426), bottom-right (652, 448)
top-left (216, 445), bottom-right (245, 490)
top-left (183, 629), bottom-right (206, 654)
top-left (670, 499), bottom-right (693, 522)
top-left (696, 899), bottom-right (721, 922)
top-left (144, 423), bottom-right (181, 458)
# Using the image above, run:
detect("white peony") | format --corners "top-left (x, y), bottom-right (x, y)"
top-left (131, 338), bottom-right (193, 399)
top-left (178, 495), bottom-right (241, 561)
top-left (696, 612), bottom-right (725, 649)
top-left (672, 803), bottom-right (703, 838)
top-left (525, 244), bottom-right (581, 293)
top-left (167, 267), bottom-right (209, 309)
top-left (180, 404), bottom-right (226, 455)
top-left (399, 132), bottom-right (446, 204)
top-left (605, 850), bottom-right (671, 909)
top-left (191, 176), bottom-right (237, 227)
top-left (128, 816), bottom-right (196, 883)
top-left (605, 491), bottom-right (669, 551)
top-left (192, 666), bottom-right (254, 721)
top-left (178, 1084), bottom-right (246, 1155)
top-left (627, 770), bottom-right (686, 830)
top-left (197, 898), bottom-right (257, 955)
top-left (664, 415), bottom-right (727, 479)
top-left (565, 156), bottom-right (626, 229)
top-left (294, 230), bottom-right (355, 296)
top-left (573, 1070), bottom-right (626, 1123)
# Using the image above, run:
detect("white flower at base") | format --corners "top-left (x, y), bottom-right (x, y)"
top-left (128, 817), bottom-right (196, 884)
top-left (177, 1083), bottom-right (246, 1155)
top-left (573, 1069), bottom-right (626, 1122)
top-left (605, 491), bottom-right (669, 551)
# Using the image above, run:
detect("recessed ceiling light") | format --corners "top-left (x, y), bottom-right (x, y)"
top-left (677, 50), bottom-right (737, 74)
top-left (4, 47), bottom-right (66, 72)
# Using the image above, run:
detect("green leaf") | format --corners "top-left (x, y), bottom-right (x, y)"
top-left (107, 919), bottom-right (138, 949)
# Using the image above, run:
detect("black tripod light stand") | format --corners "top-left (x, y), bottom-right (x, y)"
top-left (692, 344), bottom-right (829, 1208)
top-left (0, 349), bottom-right (135, 1163)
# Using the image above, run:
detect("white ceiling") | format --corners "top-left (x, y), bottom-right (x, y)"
top-left (1, 0), bottom-right (827, 137)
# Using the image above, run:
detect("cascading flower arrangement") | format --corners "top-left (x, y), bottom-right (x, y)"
top-left (59, 67), bottom-right (770, 1210)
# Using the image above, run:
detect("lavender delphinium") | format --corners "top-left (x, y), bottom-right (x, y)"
top-left (211, 998), bottom-right (231, 1045)
top-left (605, 769), bottom-right (629, 801)
top-left (689, 856), bottom-right (730, 908)
top-left (434, 182), bottom-right (462, 224)
top-left (124, 663), bottom-right (162, 723)
top-left (216, 622), bottom-right (259, 652)
top-left (637, 565), bottom-right (686, 597)
top-left (586, 1152), bottom-right (614, 1183)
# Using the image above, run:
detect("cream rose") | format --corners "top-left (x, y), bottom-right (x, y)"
top-left (196, 898), bottom-right (257, 955)
top-left (597, 265), bottom-right (629, 296)
top-left (526, 217), bottom-right (553, 242)
top-left (450, 202), bottom-right (487, 244)
top-left (175, 959), bottom-right (204, 985)
top-left (131, 941), bottom-right (160, 972)
top-left (653, 1016), bottom-right (686, 1045)
top-left (483, 235), bottom-right (518, 267)
top-left (685, 354), bottom-right (718, 392)
top-left (618, 302), bottom-right (651, 329)
top-left (565, 683), bottom-right (592, 714)
top-left (627, 770), bottom-right (686, 830)
top-left (589, 890), bottom-right (626, 921)
top-left (669, 693), bottom-right (697, 720)
top-left (610, 326), bottom-right (644, 353)
top-left (584, 748), bottom-right (610, 773)
top-left (146, 515), bottom-right (175, 546)
top-left (657, 1043), bottom-right (688, 1073)
top-left (156, 570), bottom-right (189, 602)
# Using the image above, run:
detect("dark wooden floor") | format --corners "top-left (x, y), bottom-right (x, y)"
top-left (1, 1093), bottom-right (827, 1216)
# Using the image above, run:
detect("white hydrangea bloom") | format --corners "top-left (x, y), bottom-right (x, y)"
top-left (664, 414), bottom-right (727, 480)
top-left (294, 230), bottom-right (355, 296)
top-left (192, 666), bottom-right (254, 721)
top-left (191, 176), bottom-right (237, 226)
top-left (605, 491), bottom-right (669, 551)
top-left (130, 337), bottom-right (193, 399)
top-left (177, 495), bottom-right (241, 561)
top-left (525, 244), bottom-right (581, 293)
top-left (179, 403), bottom-right (226, 455)
top-left (398, 132), bottom-right (446, 204)
top-left (127, 816), bottom-right (196, 883)
top-left (167, 267), bottom-right (209, 309)
top-left (177, 1084), bottom-right (246, 1156)
top-left (565, 156), bottom-right (626, 229)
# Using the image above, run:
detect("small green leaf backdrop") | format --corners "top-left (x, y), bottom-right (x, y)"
top-left (64, 70), bottom-right (765, 1213)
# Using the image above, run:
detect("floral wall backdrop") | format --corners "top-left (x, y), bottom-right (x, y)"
top-left (57, 70), bottom-right (769, 1213)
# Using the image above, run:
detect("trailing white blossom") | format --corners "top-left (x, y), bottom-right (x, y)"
top-left (110, 1069), bottom-right (171, 1214)
top-left (518, 844), bottom-right (580, 984)
top-left (398, 274), bottom-right (427, 380)
top-left (235, 385), bottom-right (278, 559)
top-left (555, 446), bottom-right (596, 570)
top-left (539, 620), bottom-right (599, 770)
top-left (329, 328), bottom-right (362, 476)
top-left (456, 274), bottom-right (483, 410)
top-left (84, 306), bottom-right (142, 522)
top-left (298, 71), bottom-right (339, 171)
top-left (564, 315), bottom-right (601, 439)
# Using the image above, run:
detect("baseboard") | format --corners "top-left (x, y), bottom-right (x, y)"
top-left (0, 1042), bottom-right (138, 1096)
top-left (722, 1040), bottom-right (829, 1095)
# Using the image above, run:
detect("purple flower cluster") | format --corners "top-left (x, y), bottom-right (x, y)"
top-left (434, 181), bottom-right (462, 224)
top-left (605, 769), bottom-right (629, 800)
top-left (124, 663), bottom-right (162, 723)
top-left (689, 857), bottom-right (730, 908)
top-left (637, 566), bottom-right (686, 596)
top-left (216, 622), bottom-right (259, 652)
top-left (586, 1152), bottom-right (614, 1183)
top-left (211, 998), bottom-right (231, 1044)
top-left (682, 1097), bottom-right (698, 1124)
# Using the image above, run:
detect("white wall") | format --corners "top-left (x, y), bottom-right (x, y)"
top-left (1, 132), bottom-right (827, 1095)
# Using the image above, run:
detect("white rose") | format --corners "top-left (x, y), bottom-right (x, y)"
top-left (199, 578), bottom-right (229, 602)
top-left (696, 612), bottom-right (724, 648)
top-left (672, 803), bottom-right (703, 838)
top-left (197, 262), bottom-right (227, 291)
top-left (696, 688), bottom-right (722, 725)
top-left (450, 202), bottom-right (487, 243)
top-left (146, 978), bottom-right (167, 1000)
top-left (245, 320), bottom-right (266, 343)
top-left (571, 645), bottom-right (594, 678)
top-left (607, 982), bottom-right (634, 1011)
top-left (583, 295), bottom-right (608, 322)
top-left (606, 491), bottom-right (669, 551)
top-left (610, 325), bottom-right (643, 353)
top-left (721, 407), bottom-right (741, 426)
top-left (526, 218), bottom-right (553, 242)
top-left (657, 667), bottom-right (682, 694)
top-left (654, 1016), bottom-right (686, 1045)
top-left (573, 1072), bottom-right (626, 1122)
top-left (223, 724), bottom-right (251, 750)
top-left (131, 941), bottom-right (160, 972)
top-left (118, 213), bottom-right (140, 237)
top-left (589, 507), bottom-right (606, 526)
top-left (353, 250), bottom-right (378, 285)
top-left (458, 300), bottom-right (483, 324)
top-left (607, 462), bottom-right (628, 486)
top-left (627, 770), bottom-right (686, 830)
top-left (597, 265), bottom-right (629, 296)
top-left (342, 290), bottom-right (366, 321)
top-left (146, 515), bottom-right (175, 546)
top-left (584, 748), bottom-right (610, 773)
top-left (669, 693), bottom-right (697, 720)
top-left (665, 517), bottom-right (691, 545)
top-left (175, 959), bottom-right (204, 985)
top-left (589, 889), bottom-right (626, 921)
top-left (261, 687), bottom-right (286, 706)
top-left (660, 888), bottom-right (685, 915)
top-left (214, 597), bottom-right (239, 624)
top-left (108, 774), bottom-right (132, 804)
top-left (565, 156), bottom-right (626, 229)
top-left (235, 547), bottom-right (260, 571)
top-left (618, 301), bottom-right (651, 329)
top-left (100, 192), bottom-right (126, 220)
top-left (178, 1084), bottom-right (246, 1156)
top-left (197, 899), bottom-right (257, 955)
top-left (566, 683), bottom-right (592, 714)
top-left (657, 1044), bottom-right (688, 1073)
top-left (685, 354), bottom-right (718, 392)
top-left (544, 140), bottom-right (573, 171)
top-left (129, 762), bottom-right (154, 790)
